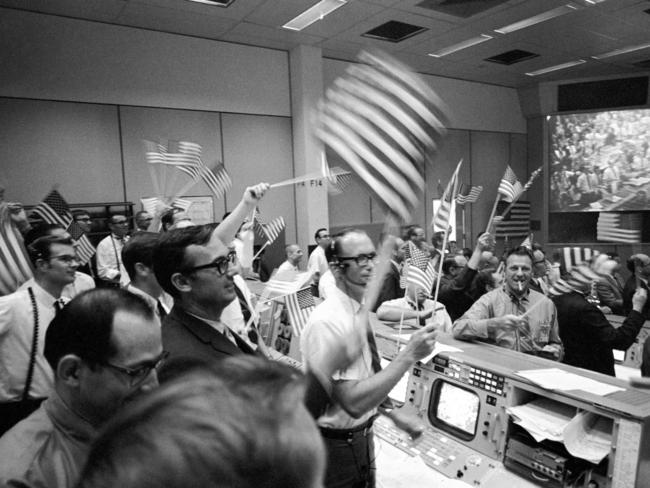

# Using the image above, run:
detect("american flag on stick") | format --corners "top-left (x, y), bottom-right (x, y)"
top-left (67, 221), bottom-right (95, 266)
top-left (286, 288), bottom-right (316, 337)
top-left (145, 140), bottom-right (202, 179)
top-left (404, 240), bottom-right (431, 271)
top-left (315, 50), bottom-right (449, 223)
top-left (498, 166), bottom-right (524, 203)
top-left (431, 159), bottom-right (462, 232)
top-left (32, 189), bottom-right (73, 228)
top-left (200, 163), bottom-right (232, 200)
top-left (456, 185), bottom-right (483, 206)
top-left (402, 260), bottom-right (437, 293)
top-left (561, 247), bottom-right (598, 273)
top-left (254, 216), bottom-right (285, 245)
top-left (0, 205), bottom-right (32, 295)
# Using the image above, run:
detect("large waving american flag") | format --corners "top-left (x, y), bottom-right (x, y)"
top-left (315, 50), bottom-right (448, 223)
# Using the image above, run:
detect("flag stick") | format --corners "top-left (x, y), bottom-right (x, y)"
top-left (484, 196), bottom-right (501, 234)
top-left (270, 174), bottom-right (320, 188)
top-left (252, 241), bottom-right (270, 262)
top-left (171, 176), bottom-right (198, 204)
top-left (498, 166), bottom-right (543, 219)
top-left (461, 205), bottom-right (466, 249)
top-left (394, 287), bottom-right (409, 356)
top-left (432, 173), bottom-right (460, 306)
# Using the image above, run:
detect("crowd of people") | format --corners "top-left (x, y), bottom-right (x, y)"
top-left (1, 182), bottom-right (650, 488)
top-left (549, 110), bottom-right (650, 211)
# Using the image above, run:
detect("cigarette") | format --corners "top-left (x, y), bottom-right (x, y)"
top-left (518, 281), bottom-right (523, 292)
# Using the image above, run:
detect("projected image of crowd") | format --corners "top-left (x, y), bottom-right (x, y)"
top-left (549, 109), bottom-right (650, 212)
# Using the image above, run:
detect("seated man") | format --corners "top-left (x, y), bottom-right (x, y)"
top-left (437, 233), bottom-right (493, 321)
top-left (76, 357), bottom-right (326, 488)
top-left (377, 282), bottom-right (452, 332)
top-left (0, 288), bottom-right (163, 488)
top-left (277, 244), bottom-right (303, 273)
top-left (453, 247), bottom-right (563, 359)
top-left (372, 235), bottom-right (405, 312)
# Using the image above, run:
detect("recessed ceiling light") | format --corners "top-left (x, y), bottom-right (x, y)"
top-left (283, 0), bottom-right (347, 31)
top-left (592, 42), bottom-right (650, 60)
top-left (525, 59), bottom-right (586, 76)
top-left (494, 4), bottom-right (578, 34)
top-left (428, 34), bottom-right (493, 58)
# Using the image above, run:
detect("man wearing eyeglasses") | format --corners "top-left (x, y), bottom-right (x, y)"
top-left (154, 224), bottom-right (257, 362)
top-left (301, 229), bottom-right (439, 488)
top-left (0, 288), bottom-right (163, 488)
top-left (0, 235), bottom-right (78, 436)
top-left (96, 214), bottom-right (130, 288)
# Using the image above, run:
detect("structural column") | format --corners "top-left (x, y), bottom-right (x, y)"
top-left (289, 44), bottom-right (328, 254)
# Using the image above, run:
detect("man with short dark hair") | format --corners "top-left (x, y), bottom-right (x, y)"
top-left (308, 228), bottom-right (331, 295)
top-left (96, 214), bottom-right (130, 287)
top-left (453, 247), bottom-right (562, 359)
top-left (122, 232), bottom-right (171, 320)
top-left (154, 185), bottom-right (270, 362)
top-left (71, 210), bottom-right (92, 234)
top-left (0, 288), bottom-right (163, 488)
top-left (134, 210), bottom-right (153, 232)
top-left (301, 229), bottom-right (438, 488)
top-left (0, 235), bottom-right (78, 435)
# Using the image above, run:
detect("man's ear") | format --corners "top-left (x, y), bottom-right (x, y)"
top-left (57, 354), bottom-right (83, 386)
top-left (170, 272), bottom-right (192, 294)
top-left (34, 258), bottom-right (49, 273)
top-left (134, 262), bottom-right (150, 278)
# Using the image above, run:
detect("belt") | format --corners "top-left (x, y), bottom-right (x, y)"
top-left (319, 416), bottom-right (375, 440)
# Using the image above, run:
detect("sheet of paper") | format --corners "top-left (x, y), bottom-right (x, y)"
top-left (420, 343), bottom-right (463, 364)
top-left (564, 411), bottom-right (612, 464)
top-left (506, 398), bottom-right (575, 442)
top-left (515, 368), bottom-right (624, 396)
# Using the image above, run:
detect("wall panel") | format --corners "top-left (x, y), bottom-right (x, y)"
top-left (119, 106), bottom-right (224, 218)
top-left (0, 98), bottom-right (122, 204)
top-left (221, 114), bottom-right (296, 242)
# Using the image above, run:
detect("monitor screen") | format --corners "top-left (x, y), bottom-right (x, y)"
top-left (428, 380), bottom-right (480, 441)
top-left (549, 108), bottom-right (650, 213)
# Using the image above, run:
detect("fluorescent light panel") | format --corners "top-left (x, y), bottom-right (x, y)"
top-left (494, 4), bottom-right (577, 34)
top-left (187, 0), bottom-right (235, 5)
top-left (428, 34), bottom-right (493, 58)
top-left (592, 42), bottom-right (650, 60)
top-left (526, 59), bottom-right (586, 76)
top-left (283, 0), bottom-right (347, 31)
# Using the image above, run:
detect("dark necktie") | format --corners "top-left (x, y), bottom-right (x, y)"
top-left (234, 285), bottom-right (252, 325)
top-left (54, 299), bottom-right (65, 314)
top-left (156, 300), bottom-right (168, 319)
top-left (366, 323), bottom-right (382, 374)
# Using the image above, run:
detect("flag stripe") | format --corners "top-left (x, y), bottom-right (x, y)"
top-left (286, 288), bottom-right (315, 337)
top-left (495, 202), bottom-right (530, 237)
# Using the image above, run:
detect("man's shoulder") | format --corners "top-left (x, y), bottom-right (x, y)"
top-left (0, 408), bottom-right (55, 485)
top-left (0, 287), bottom-right (28, 309)
top-left (96, 235), bottom-right (112, 248)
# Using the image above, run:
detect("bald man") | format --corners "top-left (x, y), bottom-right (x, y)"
top-left (277, 244), bottom-right (303, 273)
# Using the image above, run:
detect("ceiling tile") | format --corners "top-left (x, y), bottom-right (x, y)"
top-left (131, 0), bottom-right (267, 20)
top-left (0, 0), bottom-right (127, 21)
top-left (116, 3), bottom-right (238, 39)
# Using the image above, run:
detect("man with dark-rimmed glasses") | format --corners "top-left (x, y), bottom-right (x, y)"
top-left (0, 288), bottom-right (164, 488)
top-left (153, 223), bottom-right (258, 361)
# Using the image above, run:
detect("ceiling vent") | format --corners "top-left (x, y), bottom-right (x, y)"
top-left (485, 49), bottom-right (539, 65)
top-left (416, 0), bottom-right (509, 18)
top-left (362, 21), bottom-right (427, 42)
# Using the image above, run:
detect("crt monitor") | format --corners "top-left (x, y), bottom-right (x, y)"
top-left (427, 379), bottom-right (480, 441)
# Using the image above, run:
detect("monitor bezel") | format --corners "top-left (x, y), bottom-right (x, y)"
top-left (427, 378), bottom-right (480, 442)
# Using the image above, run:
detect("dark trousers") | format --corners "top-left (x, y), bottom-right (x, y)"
top-left (321, 426), bottom-right (376, 488)
top-left (0, 398), bottom-right (45, 436)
